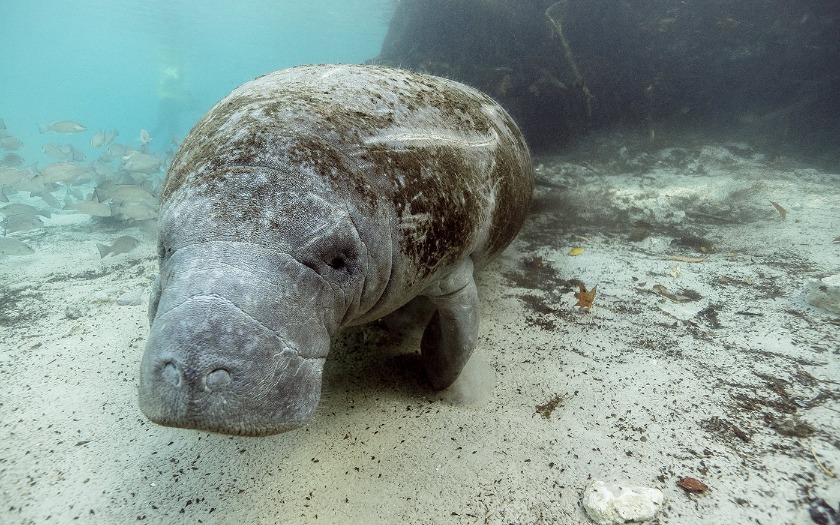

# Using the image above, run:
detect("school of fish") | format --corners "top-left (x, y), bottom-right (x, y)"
top-left (0, 117), bottom-right (171, 257)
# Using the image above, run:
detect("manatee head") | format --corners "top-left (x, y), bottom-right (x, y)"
top-left (139, 166), bottom-right (370, 435)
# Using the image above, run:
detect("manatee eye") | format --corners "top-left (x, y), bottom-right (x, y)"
top-left (327, 255), bottom-right (347, 271)
top-left (320, 246), bottom-right (360, 277)
top-left (159, 244), bottom-right (174, 260)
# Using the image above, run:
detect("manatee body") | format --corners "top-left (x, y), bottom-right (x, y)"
top-left (139, 64), bottom-right (533, 436)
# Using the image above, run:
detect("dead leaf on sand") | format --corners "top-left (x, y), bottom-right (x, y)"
top-left (677, 477), bottom-right (708, 493)
top-left (574, 282), bottom-right (597, 309)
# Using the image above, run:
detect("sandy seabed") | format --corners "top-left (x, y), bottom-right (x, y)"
top-left (2, 129), bottom-right (838, 524)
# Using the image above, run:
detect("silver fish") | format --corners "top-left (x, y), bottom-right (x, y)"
top-left (37, 162), bottom-right (89, 184)
top-left (0, 133), bottom-right (23, 151)
top-left (2, 213), bottom-right (43, 234)
top-left (0, 202), bottom-right (50, 218)
top-left (99, 143), bottom-right (132, 162)
top-left (96, 183), bottom-right (157, 205)
top-left (96, 235), bottom-right (141, 258)
top-left (1, 153), bottom-right (23, 167)
top-left (1, 203), bottom-right (39, 216)
top-left (0, 237), bottom-right (34, 256)
top-left (0, 167), bottom-right (27, 187)
top-left (66, 196), bottom-right (112, 217)
top-left (111, 201), bottom-right (158, 220)
top-left (139, 129), bottom-right (152, 146)
top-left (13, 178), bottom-right (52, 196)
top-left (91, 160), bottom-right (117, 180)
top-left (40, 192), bottom-right (61, 209)
top-left (91, 129), bottom-right (119, 148)
top-left (42, 143), bottom-right (85, 161)
top-left (65, 187), bottom-right (86, 201)
top-left (122, 151), bottom-right (163, 173)
top-left (38, 120), bottom-right (87, 134)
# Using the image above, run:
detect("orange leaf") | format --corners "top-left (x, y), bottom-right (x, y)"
top-left (574, 282), bottom-right (597, 309)
top-left (677, 477), bottom-right (708, 493)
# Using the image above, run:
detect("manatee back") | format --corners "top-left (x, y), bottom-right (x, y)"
top-left (162, 64), bottom-right (532, 295)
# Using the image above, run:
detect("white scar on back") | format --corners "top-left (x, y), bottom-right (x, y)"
top-left (364, 128), bottom-right (498, 150)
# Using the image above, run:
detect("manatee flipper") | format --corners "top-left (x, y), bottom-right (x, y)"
top-left (421, 259), bottom-right (480, 390)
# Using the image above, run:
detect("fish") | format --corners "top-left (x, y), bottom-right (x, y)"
top-left (13, 178), bottom-right (54, 196)
top-left (99, 143), bottom-right (132, 162)
top-left (139, 129), bottom-right (152, 147)
top-left (770, 200), bottom-right (787, 220)
top-left (42, 143), bottom-right (85, 161)
top-left (0, 153), bottom-right (24, 167)
top-left (65, 195), bottom-right (112, 217)
top-left (0, 237), bottom-right (34, 256)
top-left (65, 187), bottom-right (86, 201)
top-left (42, 143), bottom-right (71, 160)
top-left (91, 129), bottom-right (119, 148)
top-left (111, 201), bottom-right (158, 220)
top-left (91, 161), bottom-right (117, 180)
top-left (39, 192), bottom-right (61, 209)
top-left (2, 212), bottom-right (44, 234)
top-left (122, 151), bottom-right (163, 173)
top-left (38, 120), bottom-right (87, 134)
top-left (1, 203), bottom-right (42, 217)
top-left (95, 182), bottom-right (157, 206)
top-left (0, 133), bottom-right (23, 151)
top-left (36, 162), bottom-right (90, 184)
top-left (0, 167), bottom-right (27, 187)
top-left (96, 235), bottom-right (141, 258)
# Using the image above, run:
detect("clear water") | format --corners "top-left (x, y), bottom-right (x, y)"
top-left (1, 0), bottom-right (392, 163)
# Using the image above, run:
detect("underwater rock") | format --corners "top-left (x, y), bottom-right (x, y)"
top-left (372, 0), bottom-right (840, 164)
top-left (804, 275), bottom-right (840, 314)
top-left (116, 290), bottom-right (144, 306)
top-left (65, 304), bottom-right (88, 319)
top-left (581, 480), bottom-right (664, 525)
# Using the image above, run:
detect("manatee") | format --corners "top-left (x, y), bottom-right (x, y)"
top-left (139, 64), bottom-right (533, 436)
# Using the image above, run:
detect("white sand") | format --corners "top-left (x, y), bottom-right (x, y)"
top-left (2, 129), bottom-right (838, 524)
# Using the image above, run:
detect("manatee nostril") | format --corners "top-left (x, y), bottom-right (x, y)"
top-left (161, 361), bottom-right (181, 387)
top-left (206, 368), bottom-right (232, 391)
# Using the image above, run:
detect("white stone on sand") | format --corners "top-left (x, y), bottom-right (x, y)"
top-left (582, 480), bottom-right (664, 525)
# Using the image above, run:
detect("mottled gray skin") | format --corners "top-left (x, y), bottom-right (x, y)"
top-left (139, 64), bottom-right (533, 436)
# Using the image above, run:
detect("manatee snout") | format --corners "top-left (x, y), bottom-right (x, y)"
top-left (140, 296), bottom-right (327, 435)
top-left (139, 246), bottom-right (334, 436)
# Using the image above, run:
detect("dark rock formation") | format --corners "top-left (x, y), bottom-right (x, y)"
top-left (371, 0), bottom-right (840, 165)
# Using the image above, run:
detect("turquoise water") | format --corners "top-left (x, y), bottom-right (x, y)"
top-left (1, 0), bottom-right (392, 164)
